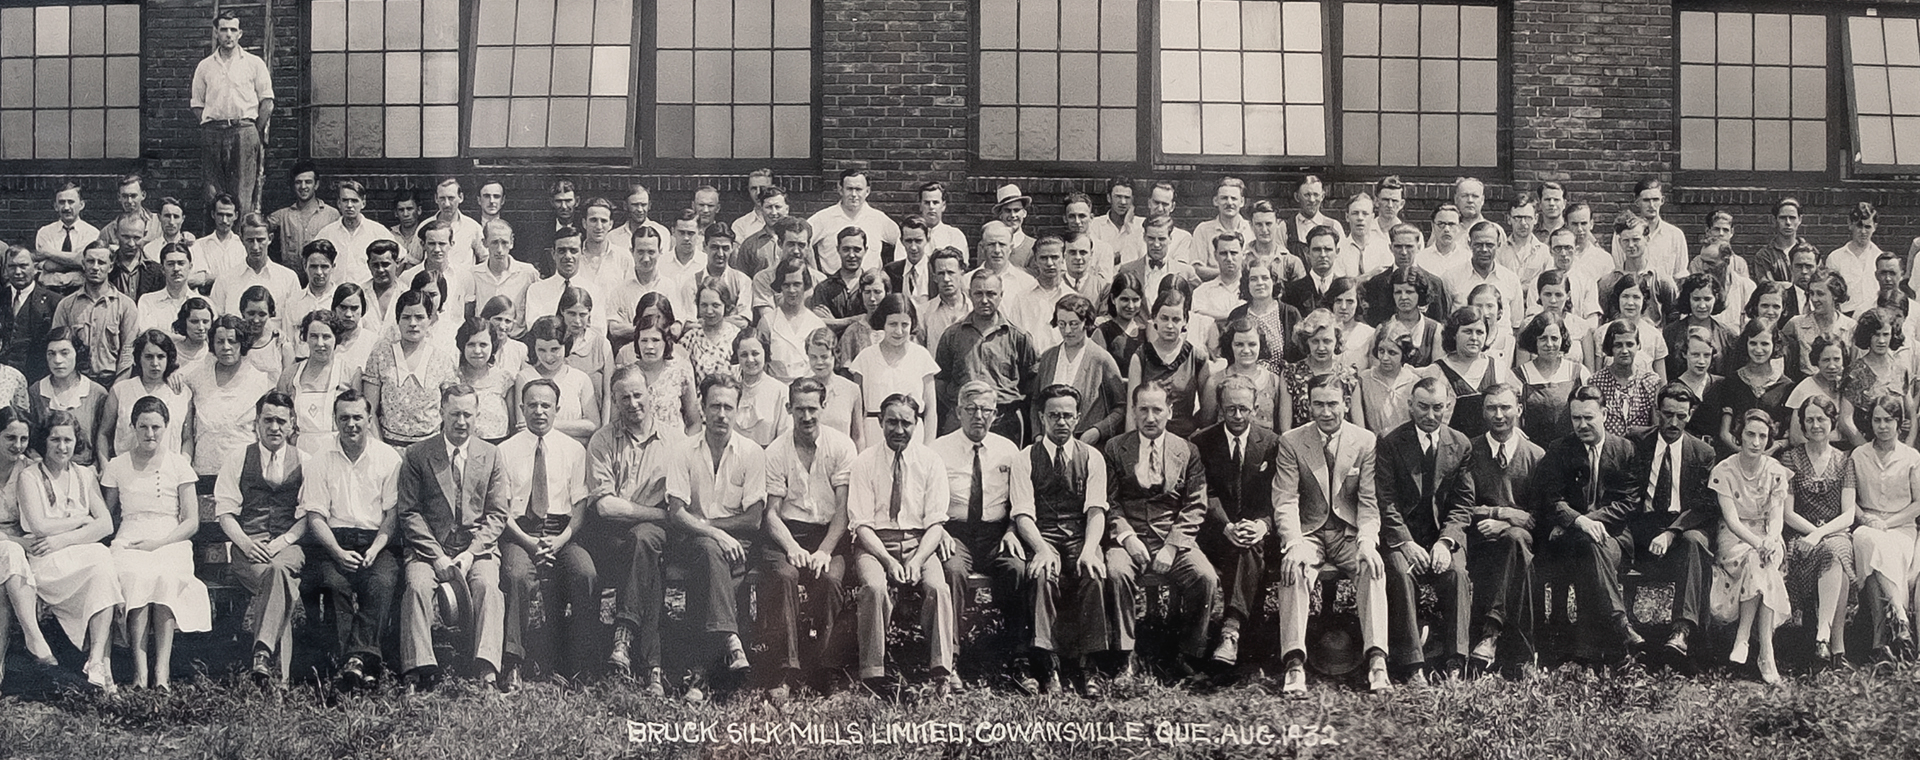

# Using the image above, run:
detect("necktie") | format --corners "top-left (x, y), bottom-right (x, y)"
top-left (1587, 444), bottom-right (1601, 507)
top-left (1323, 434), bottom-right (1338, 487)
top-left (967, 443), bottom-right (984, 523)
top-left (1421, 434), bottom-right (1438, 504)
top-left (1655, 446), bottom-right (1675, 514)
top-left (61, 227), bottom-right (72, 253)
top-left (1146, 439), bottom-right (1161, 487)
top-left (889, 451), bottom-right (905, 523)
top-left (450, 446), bottom-right (465, 513)
top-left (908, 264), bottom-right (919, 296)
top-left (1230, 436), bottom-right (1242, 471)
top-left (1495, 442), bottom-right (1508, 471)
top-left (1054, 441), bottom-right (1067, 473)
top-left (529, 437), bottom-right (550, 520)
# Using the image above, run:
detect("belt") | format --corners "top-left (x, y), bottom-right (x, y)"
top-left (203, 118), bottom-right (256, 129)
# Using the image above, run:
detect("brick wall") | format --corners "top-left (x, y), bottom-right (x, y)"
top-left (0, 0), bottom-right (1915, 266)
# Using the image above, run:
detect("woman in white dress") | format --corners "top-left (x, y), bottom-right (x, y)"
top-left (184, 315), bottom-right (276, 493)
top-left (730, 330), bottom-right (790, 447)
top-left (848, 294), bottom-right (938, 448)
top-left (238, 285), bottom-right (291, 378)
top-left (17, 409), bottom-right (123, 692)
top-left (280, 311), bottom-right (356, 455)
top-left (0, 407), bottom-right (57, 687)
top-left (1851, 394), bottom-right (1920, 661)
top-left (98, 330), bottom-right (196, 463)
top-left (1710, 409), bottom-right (1792, 683)
top-left (804, 327), bottom-right (864, 447)
top-left (516, 315), bottom-right (602, 444)
top-left (102, 396), bottom-right (210, 690)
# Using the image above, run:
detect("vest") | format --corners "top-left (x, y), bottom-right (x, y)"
top-left (236, 444), bottom-right (304, 538)
top-left (1030, 442), bottom-right (1089, 545)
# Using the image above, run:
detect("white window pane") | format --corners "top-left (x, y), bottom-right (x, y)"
top-left (1246, 52), bottom-right (1285, 103)
top-left (1893, 70), bottom-right (1920, 116)
top-left (1201, 103), bottom-right (1242, 154)
top-left (590, 46), bottom-right (629, 97)
top-left (1419, 5), bottom-right (1457, 59)
top-left (595, 0), bottom-right (633, 45)
top-left (313, 0), bottom-right (348, 51)
top-left (1060, 108), bottom-right (1099, 161)
top-left (1246, 103), bottom-right (1287, 155)
top-left (1753, 14), bottom-right (1790, 66)
top-left (1244, 0), bottom-right (1282, 51)
top-left (1281, 1), bottom-right (1320, 52)
top-left (550, 47), bottom-right (591, 96)
top-left (1792, 15), bottom-right (1825, 67)
top-left (104, 108), bottom-right (136, 157)
top-left (1162, 50), bottom-right (1200, 101)
top-left (981, 0), bottom-right (1017, 48)
top-left (517, 0), bottom-right (556, 46)
top-left (1161, 0), bottom-right (1198, 50)
top-left (1460, 114), bottom-right (1497, 166)
top-left (734, 50), bottom-right (772, 103)
top-left (1717, 119), bottom-right (1752, 170)
top-left (1019, 106), bottom-right (1059, 160)
top-left (470, 99), bottom-right (510, 147)
top-left (422, 105), bottom-right (461, 156)
top-left (1791, 66), bottom-right (1823, 119)
top-left (1897, 116), bottom-right (1920, 164)
top-left (773, 0), bottom-right (809, 48)
top-left (1100, 0), bottom-right (1136, 52)
top-left (1380, 58), bottom-right (1419, 111)
top-left (696, 0), bottom-right (733, 47)
top-left (1420, 58), bottom-right (1457, 112)
top-left (1752, 67), bottom-right (1789, 119)
top-left (1855, 66), bottom-right (1890, 115)
top-left (694, 49), bottom-right (731, 104)
top-left (1021, 0), bottom-right (1059, 51)
top-left (386, 51), bottom-right (422, 104)
top-left (1419, 113), bottom-right (1456, 166)
top-left (1460, 60), bottom-right (1497, 113)
top-left (774, 50), bottom-right (809, 103)
top-left (1717, 13), bottom-right (1751, 65)
top-left (733, 104), bottom-right (771, 158)
top-left (1859, 115), bottom-right (1895, 164)
top-left (35, 6), bottom-right (68, 57)
top-left (980, 106), bottom-right (1018, 160)
top-left (1283, 52), bottom-right (1322, 103)
top-left (70, 109), bottom-right (102, 159)
top-left (1199, 1), bottom-right (1238, 50)
top-left (349, 0), bottom-right (383, 50)
top-left (70, 57), bottom-right (102, 108)
top-left (1342, 112), bottom-right (1377, 164)
top-left (386, 106), bottom-right (421, 158)
top-left (656, 50), bottom-right (693, 102)
top-left (1099, 107), bottom-right (1135, 160)
top-left (655, 104), bottom-right (691, 155)
top-left (1752, 120), bottom-right (1790, 170)
top-left (1890, 18), bottom-right (1920, 67)
top-left (1, 8), bottom-right (34, 58)
top-left (473, 47), bottom-right (514, 97)
top-left (36, 111), bottom-right (69, 159)
top-left (1019, 51), bottom-right (1058, 105)
top-left (1461, 6), bottom-right (1497, 59)
top-left (1285, 104), bottom-right (1324, 155)
top-left (1717, 67), bottom-right (1752, 118)
top-left (586, 97), bottom-right (626, 149)
top-left (1101, 53), bottom-right (1135, 107)
top-left (772, 104), bottom-right (809, 157)
top-left (511, 47), bottom-right (553, 97)
top-left (105, 56), bottom-right (138, 107)
top-left (387, 0), bottom-right (422, 49)
top-left (1062, 52), bottom-right (1100, 106)
top-left (1679, 12), bottom-right (1714, 65)
top-left (421, 52), bottom-right (460, 104)
top-left (1200, 51), bottom-right (1241, 102)
top-left (105, 5), bottom-right (138, 55)
top-left (1344, 3), bottom-right (1378, 57)
top-left (547, 97), bottom-right (588, 147)
top-left (1852, 18), bottom-right (1887, 65)
top-left (555, 0), bottom-right (595, 45)
top-left (1791, 120), bottom-right (1824, 171)
top-left (1679, 117), bottom-right (1715, 169)
top-left (657, 0), bottom-right (693, 49)
top-left (1061, 0), bottom-right (1099, 50)
top-left (1162, 102), bottom-right (1202, 153)
top-left (507, 97), bottom-right (549, 147)
top-left (422, 0), bottom-right (459, 48)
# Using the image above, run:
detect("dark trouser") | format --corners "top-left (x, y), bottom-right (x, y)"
top-left (1028, 534), bottom-right (1110, 657)
top-left (1860, 577), bottom-right (1904, 653)
top-left (1197, 531), bottom-right (1271, 629)
top-left (202, 121), bottom-right (263, 216)
top-left (578, 518), bottom-right (668, 670)
top-left (667, 527), bottom-right (754, 639)
top-left (1103, 540), bottom-right (1218, 659)
top-left (502, 515), bottom-right (600, 674)
top-left (1384, 543), bottom-right (1471, 667)
top-left (306, 528), bottom-right (401, 667)
top-left (757, 522), bottom-right (847, 672)
top-left (940, 520), bottom-right (1027, 651)
top-left (1548, 521), bottom-right (1712, 657)
top-left (1468, 525), bottom-right (1537, 661)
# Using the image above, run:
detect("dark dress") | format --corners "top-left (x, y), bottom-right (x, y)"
top-left (1778, 445), bottom-right (1857, 605)
top-left (1435, 355), bottom-right (1500, 438)
top-left (1133, 339), bottom-right (1206, 438)
top-left (1717, 369), bottom-right (1794, 444)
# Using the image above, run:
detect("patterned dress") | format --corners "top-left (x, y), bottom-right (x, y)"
top-left (1708, 456), bottom-right (1793, 626)
top-left (1587, 366), bottom-right (1663, 437)
top-left (677, 323), bottom-right (742, 385)
top-left (1778, 445), bottom-right (1857, 605)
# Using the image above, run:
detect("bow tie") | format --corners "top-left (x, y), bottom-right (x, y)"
top-left (1148, 260), bottom-right (1165, 270)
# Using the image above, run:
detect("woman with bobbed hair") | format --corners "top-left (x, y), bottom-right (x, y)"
top-left (17, 409), bottom-right (124, 692)
top-left (1849, 393), bottom-right (1920, 661)
top-left (1515, 309), bottom-right (1590, 444)
top-left (0, 406), bottom-right (58, 687)
top-left (1420, 306), bottom-right (1517, 438)
top-left (849, 293), bottom-right (938, 447)
top-left (1036, 294), bottom-right (1126, 443)
top-left (1778, 395), bottom-right (1856, 665)
top-left (1779, 265), bottom-right (1855, 383)
top-left (1709, 408), bottom-right (1791, 683)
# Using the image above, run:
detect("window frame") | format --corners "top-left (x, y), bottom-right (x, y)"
top-left (1841, 7), bottom-right (1920, 176)
top-left (302, 0), bottom-right (824, 171)
top-left (0, 0), bottom-right (143, 169)
top-left (1671, 0), bottom-right (1848, 185)
top-left (967, 0), bottom-right (1512, 178)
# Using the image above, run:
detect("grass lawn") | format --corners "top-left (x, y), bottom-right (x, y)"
top-left (2, 654), bottom-right (1917, 759)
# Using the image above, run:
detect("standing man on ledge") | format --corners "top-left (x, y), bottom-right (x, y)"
top-left (192, 11), bottom-right (274, 217)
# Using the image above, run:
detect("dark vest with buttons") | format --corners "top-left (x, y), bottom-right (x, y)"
top-left (1030, 442), bottom-right (1089, 545)
top-left (236, 444), bottom-right (303, 537)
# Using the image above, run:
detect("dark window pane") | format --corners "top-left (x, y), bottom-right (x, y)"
top-left (1460, 114), bottom-right (1497, 166)
top-left (1061, 52), bottom-right (1099, 107)
top-left (1858, 115), bottom-right (1895, 164)
top-left (554, 0), bottom-right (593, 45)
top-left (550, 46), bottom-right (591, 97)
top-left (1752, 14), bottom-right (1789, 66)
top-left (1099, 107), bottom-right (1134, 160)
top-left (1716, 118), bottom-right (1753, 170)
top-left (695, 0), bottom-right (732, 48)
top-left (387, 0), bottom-right (422, 49)
top-left (585, 97), bottom-right (625, 148)
top-left (33, 110), bottom-right (66, 158)
top-left (655, 104), bottom-right (693, 157)
top-left (516, 0), bottom-right (556, 46)
top-left (595, 0), bottom-right (632, 45)
top-left (104, 107), bottom-right (135, 157)
top-left (0, 60), bottom-right (30, 108)
top-left (507, 97), bottom-right (549, 147)
top-left (693, 49), bottom-right (731, 103)
top-left (1343, 112), bottom-right (1379, 165)
top-left (735, 0), bottom-right (772, 48)
top-left (733, 50), bottom-right (772, 103)
top-left (1419, 5), bottom-right (1457, 59)
top-left (1679, 117), bottom-right (1715, 169)
top-left (469, 98), bottom-right (510, 148)
top-left (1791, 120), bottom-right (1823, 171)
top-left (1102, 52), bottom-right (1135, 107)
top-left (69, 5), bottom-right (102, 57)
top-left (1752, 119), bottom-right (1790, 170)
top-left (35, 58), bottom-right (67, 109)
top-left (69, 56), bottom-right (102, 108)
top-left (1345, 3), bottom-right (1378, 57)
top-left (546, 97), bottom-right (588, 147)
top-left (1380, 112), bottom-right (1418, 165)
top-left (1751, 66), bottom-right (1789, 119)
top-left (347, 52), bottom-right (383, 104)
top-left (510, 47), bottom-right (552, 97)
top-left (106, 4), bottom-right (138, 55)
top-left (1897, 116), bottom-right (1920, 164)
top-left (473, 47), bottom-right (514, 98)
top-left (346, 105), bottom-right (384, 158)
top-left (386, 51), bottom-right (423, 104)
top-left (1679, 64), bottom-right (1714, 118)
top-left (105, 56), bottom-right (138, 108)
top-left (0, 8), bottom-right (33, 58)
top-left (348, 0), bottom-right (384, 51)
top-left (311, 106), bottom-right (347, 158)
top-left (772, 104), bottom-right (810, 157)
top-left (1791, 66), bottom-right (1823, 119)
top-left (1100, 0), bottom-right (1135, 52)
top-left (1418, 113), bottom-right (1457, 166)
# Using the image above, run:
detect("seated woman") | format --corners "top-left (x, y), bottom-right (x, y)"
top-left (0, 407), bottom-right (57, 687)
top-left (678, 278), bottom-right (744, 385)
top-left (103, 396), bottom-right (211, 691)
top-left (16, 409), bottom-right (124, 693)
top-left (1709, 409), bottom-right (1792, 684)
top-left (516, 315), bottom-right (601, 445)
top-left (27, 328), bottom-right (110, 469)
top-left (1787, 336), bottom-right (1863, 448)
top-left (1851, 394), bottom-right (1920, 662)
top-left (456, 317), bottom-right (518, 445)
top-left (98, 330), bottom-right (195, 463)
top-left (1780, 396), bottom-right (1857, 665)
top-left (237, 285), bottom-right (292, 377)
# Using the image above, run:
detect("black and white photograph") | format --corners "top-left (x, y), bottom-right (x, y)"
top-left (0, 0), bottom-right (1918, 757)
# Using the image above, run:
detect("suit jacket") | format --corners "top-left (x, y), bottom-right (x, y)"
top-left (1630, 430), bottom-right (1718, 535)
top-left (1538, 432), bottom-right (1644, 531)
top-left (1031, 341), bottom-right (1126, 442)
top-left (1193, 422), bottom-right (1281, 529)
top-left (1376, 422), bottom-right (1476, 550)
top-left (883, 257), bottom-right (935, 301)
top-left (1467, 431), bottom-right (1545, 534)
top-left (398, 434), bottom-right (511, 563)
top-left (1103, 430), bottom-right (1208, 550)
top-left (110, 261), bottom-right (166, 303)
top-left (1280, 274), bottom-right (1334, 316)
top-left (0, 283), bottom-right (60, 382)
top-left (1115, 256), bottom-right (1200, 297)
top-left (1274, 420), bottom-right (1380, 546)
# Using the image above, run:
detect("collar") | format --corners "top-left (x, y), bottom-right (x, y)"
top-left (618, 421), bottom-right (661, 446)
top-left (1040, 437), bottom-right (1067, 460)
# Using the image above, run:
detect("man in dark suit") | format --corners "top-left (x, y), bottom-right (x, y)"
top-left (1363, 224), bottom-right (1453, 325)
top-left (1192, 375), bottom-right (1281, 668)
top-left (1280, 225), bottom-right (1341, 315)
top-left (1103, 381), bottom-right (1217, 680)
top-left (1377, 377), bottom-right (1476, 682)
top-left (1464, 383), bottom-right (1545, 674)
top-left (1, 245), bottom-right (60, 381)
top-left (1626, 384), bottom-right (1719, 660)
top-left (884, 215), bottom-right (934, 300)
top-left (397, 385), bottom-right (511, 690)
top-left (1537, 384), bottom-right (1649, 661)
top-left (1274, 373), bottom-right (1391, 694)
top-left (1010, 383), bottom-right (1115, 698)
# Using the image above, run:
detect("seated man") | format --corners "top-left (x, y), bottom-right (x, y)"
top-left (1377, 378), bottom-right (1476, 683)
top-left (1010, 384), bottom-right (1113, 697)
top-left (1628, 385), bottom-right (1716, 660)
top-left (1103, 381), bottom-right (1217, 682)
top-left (757, 376), bottom-right (856, 700)
top-left (297, 389), bottom-right (403, 689)
top-left (212, 391), bottom-right (308, 688)
top-left (1537, 385), bottom-right (1656, 662)
top-left (933, 380), bottom-right (1028, 681)
top-left (1274, 374), bottom-right (1391, 694)
top-left (396, 385), bottom-right (510, 690)
top-left (583, 365), bottom-right (677, 695)
top-left (1192, 376), bottom-right (1281, 669)
top-left (1464, 384), bottom-right (1544, 674)
top-left (664, 373), bottom-right (769, 703)
top-left (848, 394), bottom-right (958, 697)
top-left (499, 379), bottom-right (597, 684)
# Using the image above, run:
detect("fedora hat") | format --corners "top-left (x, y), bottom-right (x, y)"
top-left (992, 183), bottom-right (1031, 211)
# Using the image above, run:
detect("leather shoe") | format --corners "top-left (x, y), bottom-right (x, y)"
top-left (1212, 631), bottom-right (1241, 665)
top-left (1280, 659), bottom-right (1307, 697)
top-left (1616, 618), bottom-right (1645, 649)
top-left (766, 684), bottom-right (790, 704)
top-left (725, 634), bottom-right (751, 672)
top-left (338, 656), bottom-right (368, 690)
top-left (1814, 640), bottom-right (1833, 663)
top-left (1469, 636), bottom-right (1499, 669)
top-left (1366, 653), bottom-right (1392, 694)
top-left (1406, 667), bottom-right (1429, 687)
top-left (1040, 671), bottom-right (1063, 695)
top-left (500, 664), bottom-right (522, 693)
top-left (641, 667), bottom-right (665, 698)
top-left (1078, 677), bottom-right (1104, 700)
top-left (249, 647), bottom-right (275, 687)
top-left (931, 672), bottom-right (961, 700)
top-left (1665, 629), bottom-right (1691, 658)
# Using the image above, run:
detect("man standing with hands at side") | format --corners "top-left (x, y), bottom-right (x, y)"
top-left (192, 11), bottom-right (274, 217)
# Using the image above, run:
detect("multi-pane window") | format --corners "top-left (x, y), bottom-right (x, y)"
top-left (311, 0), bottom-right (462, 159)
top-left (1159, 0), bottom-right (1325, 158)
top-left (1847, 15), bottom-right (1920, 169)
top-left (0, 3), bottom-right (139, 160)
top-left (471, 0), bottom-right (633, 151)
top-left (1678, 10), bottom-right (1827, 172)
top-left (655, 0), bottom-right (813, 159)
top-left (1341, 2), bottom-right (1498, 167)
top-left (977, 0), bottom-right (1138, 163)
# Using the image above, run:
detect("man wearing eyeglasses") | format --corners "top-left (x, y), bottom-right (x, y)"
top-left (932, 381), bottom-right (1029, 688)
